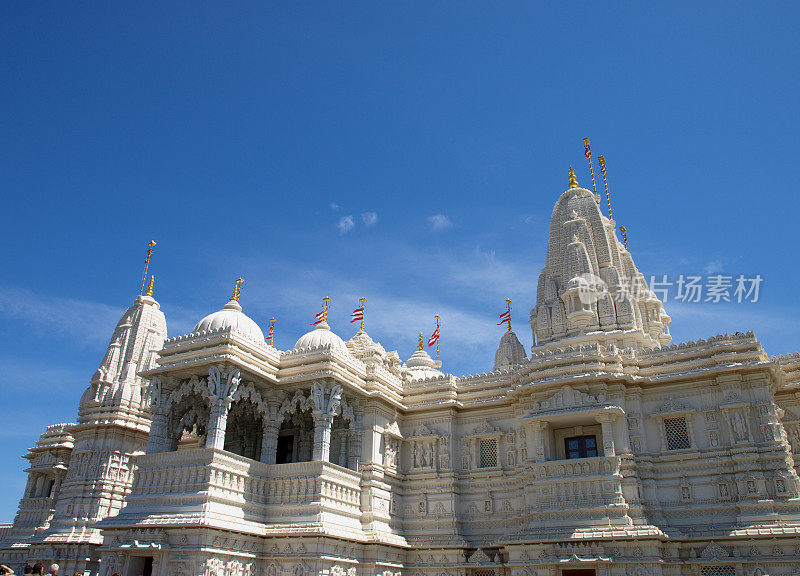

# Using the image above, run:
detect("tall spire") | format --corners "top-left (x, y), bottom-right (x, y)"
top-left (145, 275), bottom-right (155, 297)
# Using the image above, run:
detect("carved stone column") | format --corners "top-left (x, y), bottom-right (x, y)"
top-left (347, 430), bottom-right (362, 471)
top-left (596, 411), bottom-right (617, 457)
top-left (529, 420), bottom-right (549, 462)
top-left (204, 366), bottom-right (241, 450)
top-left (310, 382), bottom-right (343, 462)
top-left (260, 421), bottom-right (280, 464)
top-left (146, 377), bottom-right (169, 454)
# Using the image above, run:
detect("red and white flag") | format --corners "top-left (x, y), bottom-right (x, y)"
top-left (427, 325), bottom-right (440, 347)
top-left (498, 310), bottom-right (510, 326)
top-left (267, 323), bottom-right (274, 341)
top-left (350, 306), bottom-right (364, 323)
top-left (312, 310), bottom-right (325, 325)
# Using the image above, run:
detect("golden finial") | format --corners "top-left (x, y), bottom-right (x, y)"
top-left (568, 166), bottom-right (579, 189)
top-left (418, 332), bottom-right (424, 351)
top-left (140, 240), bottom-right (157, 295)
top-left (145, 275), bottom-right (155, 297)
top-left (230, 277), bottom-right (244, 301)
top-left (505, 298), bottom-right (512, 332)
top-left (359, 297), bottom-right (367, 331)
top-left (619, 225), bottom-right (628, 248)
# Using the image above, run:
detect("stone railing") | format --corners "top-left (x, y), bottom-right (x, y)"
top-left (524, 456), bottom-right (627, 517)
top-left (125, 448), bottom-right (362, 528)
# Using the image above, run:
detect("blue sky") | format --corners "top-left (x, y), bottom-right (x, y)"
top-left (1, 2), bottom-right (799, 521)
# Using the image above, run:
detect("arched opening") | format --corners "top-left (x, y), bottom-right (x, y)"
top-left (223, 398), bottom-right (264, 460)
top-left (166, 391), bottom-right (210, 451)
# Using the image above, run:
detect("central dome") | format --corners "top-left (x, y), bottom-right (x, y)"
top-left (293, 321), bottom-right (346, 352)
top-left (193, 300), bottom-right (265, 342)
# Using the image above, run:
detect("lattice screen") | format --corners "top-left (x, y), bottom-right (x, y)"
top-left (664, 416), bottom-right (691, 450)
top-left (473, 570), bottom-right (495, 576)
top-left (700, 566), bottom-right (735, 576)
top-left (478, 439), bottom-right (498, 468)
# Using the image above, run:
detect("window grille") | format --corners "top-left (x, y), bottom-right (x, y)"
top-left (478, 439), bottom-right (498, 468)
top-left (700, 566), bottom-right (735, 576)
top-left (473, 571), bottom-right (495, 576)
top-left (664, 416), bottom-right (690, 450)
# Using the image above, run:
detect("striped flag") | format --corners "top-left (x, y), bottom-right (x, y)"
top-left (498, 310), bottom-right (511, 326)
top-left (427, 325), bottom-right (440, 347)
top-left (350, 306), bottom-right (364, 324)
top-left (312, 310), bottom-right (325, 325)
top-left (583, 138), bottom-right (592, 159)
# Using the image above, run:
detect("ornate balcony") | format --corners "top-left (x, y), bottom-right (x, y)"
top-left (108, 448), bottom-right (363, 537)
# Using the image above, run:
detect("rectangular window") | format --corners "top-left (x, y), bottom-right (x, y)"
top-left (564, 435), bottom-right (598, 459)
top-left (478, 439), bottom-right (498, 468)
top-left (664, 416), bottom-right (691, 450)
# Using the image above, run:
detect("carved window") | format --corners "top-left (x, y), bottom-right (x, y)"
top-left (664, 416), bottom-right (691, 450)
top-left (700, 567), bottom-right (735, 576)
top-left (564, 435), bottom-right (598, 459)
top-left (473, 571), bottom-right (495, 576)
top-left (478, 439), bottom-right (498, 468)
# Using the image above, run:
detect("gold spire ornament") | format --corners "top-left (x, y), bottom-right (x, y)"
top-left (597, 155), bottom-right (614, 222)
top-left (582, 138), bottom-right (599, 202)
top-left (505, 298), bottom-right (512, 332)
top-left (145, 275), bottom-right (155, 297)
top-left (230, 277), bottom-right (244, 301)
top-left (568, 167), bottom-right (579, 189)
top-left (418, 331), bottom-right (424, 351)
top-left (140, 240), bottom-right (157, 295)
top-left (359, 297), bottom-right (366, 331)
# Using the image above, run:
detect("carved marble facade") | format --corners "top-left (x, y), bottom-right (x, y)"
top-left (3, 180), bottom-right (800, 576)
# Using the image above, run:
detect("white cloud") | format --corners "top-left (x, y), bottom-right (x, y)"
top-left (0, 287), bottom-right (122, 347)
top-left (704, 260), bottom-right (724, 274)
top-left (329, 202), bottom-right (340, 211)
top-left (427, 214), bottom-right (453, 231)
top-left (337, 215), bottom-right (355, 234)
top-left (361, 212), bottom-right (378, 227)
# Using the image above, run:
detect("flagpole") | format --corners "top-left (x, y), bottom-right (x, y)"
top-left (506, 298), bottom-right (512, 332)
top-left (359, 297), bottom-right (366, 331)
top-left (140, 240), bottom-right (156, 295)
top-left (583, 138), bottom-right (598, 202)
top-left (268, 317), bottom-right (276, 346)
top-left (434, 315), bottom-right (440, 361)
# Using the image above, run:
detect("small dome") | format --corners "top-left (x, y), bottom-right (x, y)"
top-left (293, 321), bottom-right (347, 352)
top-left (193, 300), bottom-right (265, 342)
top-left (406, 349), bottom-right (442, 379)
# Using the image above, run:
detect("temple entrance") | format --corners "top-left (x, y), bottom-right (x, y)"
top-left (125, 556), bottom-right (153, 576)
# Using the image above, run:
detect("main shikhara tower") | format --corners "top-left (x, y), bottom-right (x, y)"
top-left (3, 170), bottom-right (800, 576)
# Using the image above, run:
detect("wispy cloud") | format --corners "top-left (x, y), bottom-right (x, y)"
top-left (427, 214), bottom-right (453, 231)
top-left (361, 212), bottom-right (378, 227)
top-left (329, 202), bottom-right (340, 211)
top-left (704, 260), bottom-right (724, 274)
top-left (0, 287), bottom-right (122, 347)
top-left (337, 215), bottom-right (355, 234)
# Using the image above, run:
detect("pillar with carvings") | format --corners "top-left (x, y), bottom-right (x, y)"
top-left (310, 381), bottom-right (343, 462)
top-left (204, 365), bottom-right (241, 450)
top-left (596, 411), bottom-right (617, 457)
top-left (146, 377), bottom-right (168, 454)
top-left (260, 400), bottom-right (282, 464)
top-left (528, 420), bottom-right (549, 462)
